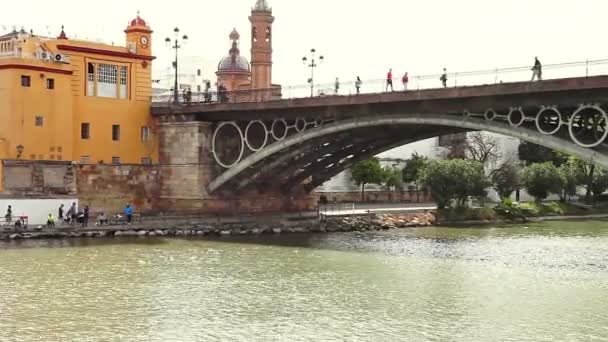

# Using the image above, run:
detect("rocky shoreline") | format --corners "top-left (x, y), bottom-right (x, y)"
top-left (0, 212), bottom-right (437, 241)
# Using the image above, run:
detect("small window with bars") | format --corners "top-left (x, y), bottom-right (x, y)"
top-left (21, 75), bottom-right (31, 87)
top-left (35, 116), bottom-right (44, 127)
top-left (111, 156), bottom-right (121, 164)
top-left (80, 155), bottom-right (91, 164)
top-left (81, 123), bottom-right (90, 139)
top-left (141, 157), bottom-right (152, 165)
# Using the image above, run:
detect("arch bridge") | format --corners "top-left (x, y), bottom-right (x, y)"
top-left (152, 76), bottom-right (608, 210)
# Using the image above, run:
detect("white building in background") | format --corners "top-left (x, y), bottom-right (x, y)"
top-left (152, 56), bottom-right (217, 95)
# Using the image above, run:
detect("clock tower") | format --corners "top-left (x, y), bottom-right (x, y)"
top-left (125, 13), bottom-right (153, 56)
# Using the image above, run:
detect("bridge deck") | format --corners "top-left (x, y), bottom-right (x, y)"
top-left (152, 75), bottom-right (608, 121)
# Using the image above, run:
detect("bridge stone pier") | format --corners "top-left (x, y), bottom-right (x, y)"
top-left (153, 76), bottom-right (608, 214)
top-left (156, 121), bottom-right (316, 214)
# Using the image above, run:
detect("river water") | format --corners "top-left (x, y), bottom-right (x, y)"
top-left (0, 220), bottom-right (607, 341)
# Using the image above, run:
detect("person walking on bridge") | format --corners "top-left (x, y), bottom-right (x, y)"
top-left (531, 57), bottom-right (542, 81)
top-left (386, 68), bottom-right (394, 92)
top-left (355, 76), bottom-right (362, 95)
top-left (402, 72), bottom-right (409, 91)
top-left (440, 68), bottom-right (448, 88)
top-left (334, 77), bottom-right (340, 95)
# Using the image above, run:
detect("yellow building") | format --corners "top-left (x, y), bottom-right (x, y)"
top-left (0, 15), bottom-right (156, 172)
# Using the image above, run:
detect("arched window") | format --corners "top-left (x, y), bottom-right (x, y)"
top-left (265, 27), bottom-right (271, 42)
top-left (252, 27), bottom-right (258, 42)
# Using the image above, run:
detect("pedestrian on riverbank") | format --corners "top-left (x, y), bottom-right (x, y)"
top-left (531, 56), bottom-right (542, 81)
top-left (5, 205), bottom-right (12, 223)
top-left (82, 206), bottom-right (90, 228)
top-left (124, 204), bottom-right (134, 225)
top-left (334, 77), bottom-right (340, 95)
top-left (355, 76), bottom-right (362, 95)
top-left (440, 68), bottom-right (448, 88)
top-left (58, 204), bottom-right (64, 223)
top-left (67, 202), bottom-right (77, 225)
top-left (47, 213), bottom-right (55, 229)
top-left (402, 72), bottom-right (409, 91)
top-left (386, 68), bottom-right (394, 92)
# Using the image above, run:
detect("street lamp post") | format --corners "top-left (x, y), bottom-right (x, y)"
top-left (302, 49), bottom-right (323, 98)
top-left (165, 27), bottom-right (188, 104)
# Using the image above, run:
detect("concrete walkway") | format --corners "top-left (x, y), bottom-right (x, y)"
top-left (320, 203), bottom-right (437, 216)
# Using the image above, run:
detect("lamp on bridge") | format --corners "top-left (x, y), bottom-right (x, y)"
top-left (165, 27), bottom-right (188, 104)
top-left (302, 48), bottom-right (323, 98)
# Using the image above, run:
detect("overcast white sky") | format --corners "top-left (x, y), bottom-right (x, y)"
top-left (2, 0), bottom-right (608, 87)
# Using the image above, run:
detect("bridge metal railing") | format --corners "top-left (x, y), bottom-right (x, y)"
top-left (152, 58), bottom-right (608, 106)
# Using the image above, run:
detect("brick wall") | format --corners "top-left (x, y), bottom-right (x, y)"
top-left (0, 160), bottom-right (76, 197)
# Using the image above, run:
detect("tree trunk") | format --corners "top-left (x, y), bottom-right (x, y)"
top-left (585, 164), bottom-right (596, 204)
top-left (415, 183), bottom-right (420, 203)
top-left (361, 183), bottom-right (366, 202)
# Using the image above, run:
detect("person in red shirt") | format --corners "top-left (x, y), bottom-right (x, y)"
top-left (386, 68), bottom-right (394, 92)
top-left (402, 72), bottom-right (409, 91)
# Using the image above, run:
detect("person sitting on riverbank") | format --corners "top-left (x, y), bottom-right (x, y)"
top-left (47, 213), bottom-right (55, 229)
top-left (96, 213), bottom-right (108, 226)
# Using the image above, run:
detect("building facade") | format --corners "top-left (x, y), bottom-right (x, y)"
top-left (0, 15), bottom-right (156, 174)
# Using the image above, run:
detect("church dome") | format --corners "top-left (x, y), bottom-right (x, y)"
top-left (218, 55), bottom-right (250, 72)
top-left (217, 28), bottom-right (250, 72)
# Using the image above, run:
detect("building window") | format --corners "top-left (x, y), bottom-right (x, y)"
top-left (119, 66), bottom-right (128, 99)
top-left (141, 126), bottom-right (150, 142)
top-left (80, 155), bottom-right (91, 164)
top-left (57, 146), bottom-right (62, 153)
top-left (35, 116), bottom-right (44, 127)
top-left (21, 75), bottom-right (31, 87)
top-left (87, 62), bottom-right (128, 99)
top-left (112, 156), bottom-right (121, 164)
top-left (46, 78), bottom-right (55, 89)
top-left (81, 123), bottom-right (90, 139)
top-left (112, 125), bottom-right (120, 141)
top-left (141, 157), bottom-right (152, 165)
top-left (57, 155), bottom-right (62, 161)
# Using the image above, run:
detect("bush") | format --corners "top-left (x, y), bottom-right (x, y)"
top-left (522, 162), bottom-right (564, 201)
top-left (419, 159), bottom-right (488, 209)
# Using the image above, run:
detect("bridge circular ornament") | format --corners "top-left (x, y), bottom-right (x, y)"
top-left (244, 120), bottom-right (269, 152)
top-left (535, 107), bottom-right (562, 135)
top-left (484, 109), bottom-right (497, 121)
top-left (568, 104), bottom-right (608, 148)
top-left (295, 118), bottom-right (307, 133)
top-left (212, 121), bottom-right (245, 169)
top-left (271, 119), bottom-right (289, 141)
top-left (507, 107), bottom-right (526, 127)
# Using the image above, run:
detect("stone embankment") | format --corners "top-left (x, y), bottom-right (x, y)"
top-left (325, 213), bottom-right (436, 232)
top-left (0, 213), bottom-right (436, 241)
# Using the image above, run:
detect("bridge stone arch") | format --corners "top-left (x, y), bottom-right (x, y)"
top-left (208, 113), bottom-right (608, 194)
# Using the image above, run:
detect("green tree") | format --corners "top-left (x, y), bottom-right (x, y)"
top-left (518, 142), bottom-right (568, 166)
top-left (568, 157), bottom-right (597, 204)
top-left (522, 162), bottom-right (564, 201)
top-left (558, 163), bottom-right (578, 202)
top-left (490, 162), bottom-right (521, 199)
top-left (351, 157), bottom-right (385, 202)
top-left (383, 167), bottom-right (403, 191)
top-left (402, 153), bottom-right (429, 203)
top-left (592, 168), bottom-right (608, 201)
top-left (419, 159), bottom-right (487, 209)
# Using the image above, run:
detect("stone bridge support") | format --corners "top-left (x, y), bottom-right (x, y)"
top-left (157, 121), bottom-right (316, 214)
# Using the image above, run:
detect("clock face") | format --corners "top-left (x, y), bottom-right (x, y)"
top-left (140, 36), bottom-right (149, 47)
